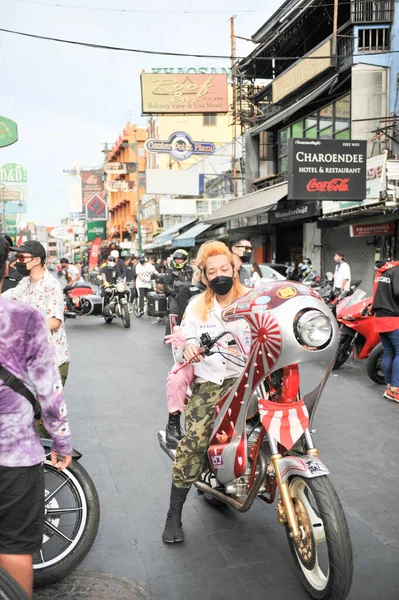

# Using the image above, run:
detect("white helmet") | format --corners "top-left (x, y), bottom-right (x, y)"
top-left (111, 250), bottom-right (119, 259)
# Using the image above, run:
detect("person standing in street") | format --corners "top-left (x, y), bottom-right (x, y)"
top-left (2, 253), bottom-right (24, 292)
top-left (228, 235), bottom-right (252, 286)
top-left (333, 252), bottom-right (351, 296)
top-left (372, 258), bottom-right (399, 402)
top-left (0, 237), bottom-right (72, 600)
top-left (4, 241), bottom-right (70, 386)
top-left (60, 257), bottom-right (85, 287)
top-left (136, 255), bottom-right (153, 316)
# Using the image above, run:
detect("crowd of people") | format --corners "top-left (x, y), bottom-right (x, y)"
top-left (2, 229), bottom-right (399, 596)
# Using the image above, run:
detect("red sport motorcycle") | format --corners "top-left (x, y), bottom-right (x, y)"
top-left (159, 281), bottom-right (353, 600)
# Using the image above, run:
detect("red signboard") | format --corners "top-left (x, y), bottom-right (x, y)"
top-left (350, 222), bottom-right (395, 237)
top-left (89, 237), bottom-right (101, 270)
top-left (81, 170), bottom-right (104, 206)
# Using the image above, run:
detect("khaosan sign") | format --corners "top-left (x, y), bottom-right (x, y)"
top-left (141, 73), bottom-right (228, 114)
top-left (87, 221), bottom-right (106, 241)
top-left (0, 163), bottom-right (28, 183)
top-left (144, 132), bottom-right (215, 162)
top-left (0, 118), bottom-right (18, 148)
top-left (287, 139), bottom-right (367, 201)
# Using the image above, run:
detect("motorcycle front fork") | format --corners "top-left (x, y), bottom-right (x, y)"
top-left (268, 428), bottom-right (319, 542)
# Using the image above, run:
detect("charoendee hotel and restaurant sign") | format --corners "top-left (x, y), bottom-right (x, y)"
top-left (288, 139), bottom-right (367, 201)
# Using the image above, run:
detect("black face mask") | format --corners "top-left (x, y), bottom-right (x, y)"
top-left (208, 275), bottom-right (234, 296)
top-left (241, 251), bottom-right (252, 264)
top-left (16, 262), bottom-right (29, 276)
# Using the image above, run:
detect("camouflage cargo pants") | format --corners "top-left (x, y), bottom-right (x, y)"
top-left (172, 378), bottom-right (235, 488)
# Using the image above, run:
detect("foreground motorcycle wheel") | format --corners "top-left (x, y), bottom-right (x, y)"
top-left (33, 459), bottom-right (100, 588)
top-left (0, 568), bottom-right (29, 600)
top-left (286, 476), bottom-right (353, 600)
top-left (121, 304), bottom-right (131, 329)
top-left (367, 343), bottom-right (385, 385)
top-left (332, 335), bottom-right (353, 370)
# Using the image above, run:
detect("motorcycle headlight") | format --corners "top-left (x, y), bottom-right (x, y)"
top-left (295, 309), bottom-right (332, 349)
top-left (116, 282), bottom-right (125, 293)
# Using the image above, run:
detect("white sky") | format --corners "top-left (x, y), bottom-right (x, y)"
top-left (1, 0), bottom-right (283, 225)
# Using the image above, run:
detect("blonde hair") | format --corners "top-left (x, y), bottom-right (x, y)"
top-left (193, 241), bottom-right (246, 321)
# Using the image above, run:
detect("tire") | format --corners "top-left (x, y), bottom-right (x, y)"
top-left (33, 459), bottom-right (100, 588)
top-left (0, 568), bottom-right (30, 600)
top-left (104, 316), bottom-right (113, 324)
top-left (121, 304), bottom-right (131, 329)
top-left (286, 476), bottom-right (353, 600)
top-left (367, 343), bottom-right (385, 385)
top-left (133, 299), bottom-right (142, 318)
top-left (332, 335), bottom-right (353, 370)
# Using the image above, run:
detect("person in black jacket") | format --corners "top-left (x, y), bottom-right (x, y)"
top-left (164, 249), bottom-right (193, 335)
top-left (372, 258), bottom-right (399, 402)
top-left (2, 253), bottom-right (24, 292)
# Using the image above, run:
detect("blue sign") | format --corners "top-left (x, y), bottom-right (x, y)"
top-left (144, 132), bottom-right (215, 162)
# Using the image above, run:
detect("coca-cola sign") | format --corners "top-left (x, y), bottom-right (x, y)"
top-left (288, 138), bottom-right (367, 201)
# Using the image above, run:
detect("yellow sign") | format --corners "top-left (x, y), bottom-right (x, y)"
top-left (141, 73), bottom-right (228, 115)
top-left (277, 286), bottom-right (297, 299)
top-left (272, 40), bottom-right (331, 104)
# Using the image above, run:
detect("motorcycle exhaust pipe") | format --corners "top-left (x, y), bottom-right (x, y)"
top-left (158, 431), bottom-right (268, 513)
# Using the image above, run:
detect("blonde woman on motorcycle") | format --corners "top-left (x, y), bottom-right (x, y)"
top-left (162, 241), bottom-right (250, 544)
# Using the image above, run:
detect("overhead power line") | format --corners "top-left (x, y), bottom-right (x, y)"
top-left (0, 27), bottom-right (371, 61)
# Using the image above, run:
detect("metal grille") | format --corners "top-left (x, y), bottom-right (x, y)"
top-left (322, 226), bottom-right (376, 294)
top-left (351, 1), bottom-right (394, 23)
top-left (358, 27), bottom-right (390, 52)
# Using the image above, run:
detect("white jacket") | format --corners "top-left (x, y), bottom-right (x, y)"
top-left (178, 295), bottom-right (251, 385)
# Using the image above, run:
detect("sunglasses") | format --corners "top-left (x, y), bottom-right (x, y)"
top-left (234, 245), bottom-right (252, 252)
top-left (17, 254), bottom-right (35, 262)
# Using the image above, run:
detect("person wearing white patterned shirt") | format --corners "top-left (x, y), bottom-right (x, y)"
top-left (3, 241), bottom-right (70, 385)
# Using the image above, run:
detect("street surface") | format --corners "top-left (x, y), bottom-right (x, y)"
top-left (43, 313), bottom-right (399, 600)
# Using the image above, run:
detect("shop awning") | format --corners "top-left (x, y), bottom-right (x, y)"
top-left (205, 182), bottom-right (288, 224)
top-left (250, 75), bottom-right (338, 136)
top-left (172, 222), bottom-right (213, 248)
top-left (152, 218), bottom-right (198, 248)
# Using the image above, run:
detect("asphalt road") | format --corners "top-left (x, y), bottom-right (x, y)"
top-left (47, 311), bottom-right (399, 600)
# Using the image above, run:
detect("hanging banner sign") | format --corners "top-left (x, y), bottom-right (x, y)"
top-left (81, 170), bottom-right (104, 205)
top-left (350, 222), bottom-right (395, 237)
top-left (89, 237), bottom-right (102, 269)
top-left (288, 139), bottom-right (367, 201)
top-left (85, 194), bottom-right (107, 221)
top-left (0, 163), bottom-right (27, 183)
top-left (105, 180), bottom-right (135, 192)
top-left (104, 162), bottom-right (137, 175)
top-left (0, 117), bottom-right (18, 148)
top-left (87, 221), bottom-right (106, 241)
top-left (145, 131), bottom-right (215, 162)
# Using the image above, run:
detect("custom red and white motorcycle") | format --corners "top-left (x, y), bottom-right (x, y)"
top-left (159, 281), bottom-right (353, 600)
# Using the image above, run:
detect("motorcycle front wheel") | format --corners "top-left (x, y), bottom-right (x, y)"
top-left (0, 569), bottom-right (29, 600)
top-left (332, 335), bottom-right (353, 370)
top-left (121, 304), bottom-right (131, 329)
top-left (133, 299), bottom-right (142, 318)
top-left (33, 458), bottom-right (100, 588)
top-left (367, 343), bottom-right (385, 385)
top-left (286, 475), bottom-right (353, 600)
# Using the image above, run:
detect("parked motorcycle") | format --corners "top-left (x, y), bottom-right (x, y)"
top-left (63, 285), bottom-right (103, 319)
top-left (320, 276), bottom-right (362, 317)
top-left (102, 281), bottom-right (131, 328)
top-left (333, 289), bottom-right (384, 383)
top-left (33, 439), bottom-right (100, 587)
top-left (159, 281), bottom-right (353, 600)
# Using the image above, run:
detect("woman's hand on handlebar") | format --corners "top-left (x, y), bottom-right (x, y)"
top-left (183, 343), bottom-right (204, 363)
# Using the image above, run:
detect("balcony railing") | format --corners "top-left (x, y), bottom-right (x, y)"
top-left (351, 0), bottom-right (394, 23)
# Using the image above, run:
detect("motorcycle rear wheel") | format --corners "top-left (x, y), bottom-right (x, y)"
top-left (367, 343), bottom-right (385, 385)
top-left (121, 304), bottom-right (131, 329)
top-left (332, 335), bottom-right (353, 370)
top-left (0, 568), bottom-right (30, 600)
top-left (33, 458), bottom-right (100, 588)
top-left (133, 299), bottom-right (142, 318)
top-left (286, 475), bottom-right (353, 600)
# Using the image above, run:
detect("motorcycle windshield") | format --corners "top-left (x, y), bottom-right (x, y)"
top-left (340, 288), bottom-right (368, 310)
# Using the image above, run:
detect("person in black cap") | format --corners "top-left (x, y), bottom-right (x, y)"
top-left (0, 235), bottom-right (24, 292)
top-left (3, 241), bottom-right (70, 386)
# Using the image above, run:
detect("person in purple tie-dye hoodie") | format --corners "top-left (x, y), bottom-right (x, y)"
top-left (0, 237), bottom-right (72, 599)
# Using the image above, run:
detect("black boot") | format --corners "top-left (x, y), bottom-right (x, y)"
top-left (165, 412), bottom-right (183, 449)
top-left (162, 483), bottom-right (190, 543)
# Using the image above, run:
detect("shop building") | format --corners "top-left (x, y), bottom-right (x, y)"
top-left (208, 0), bottom-right (399, 290)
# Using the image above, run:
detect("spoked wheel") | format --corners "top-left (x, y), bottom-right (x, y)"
top-left (121, 304), bottom-right (131, 328)
top-left (0, 568), bottom-right (29, 600)
top-left (33, 459), bottom-right (100, 587)
top-left (367, 343), bottom-right (385, 385)
top-left (332, 335), bottom-right (353, 370)
top-left (286, 476), bottom-right (353, 600)
top-left (133, 299), bottom-right (142, 318)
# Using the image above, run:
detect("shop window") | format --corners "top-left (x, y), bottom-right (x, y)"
top-left (203, 113), bottom-right (217, 126)
top-left (335, 129), bottom-right (350, 139)
top-left (319, 126), bottom-right (333, 139)
top-left (358, 27), bottom-right (390, 53)
top-left (292, 121), bottom-right (303, 138)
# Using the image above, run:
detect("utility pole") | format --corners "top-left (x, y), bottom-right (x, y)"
top-left (231, 15), bottom-right (238, 197)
